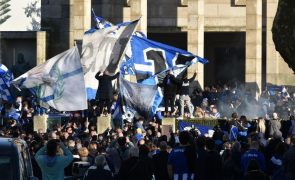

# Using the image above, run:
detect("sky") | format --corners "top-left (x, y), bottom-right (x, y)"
top-left (0, 0), bottom-right (41, 31)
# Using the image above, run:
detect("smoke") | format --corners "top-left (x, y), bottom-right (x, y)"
top-left (217, 83), bottom-right (265, 120)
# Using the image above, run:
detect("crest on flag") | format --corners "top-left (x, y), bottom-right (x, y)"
top-left (12, 47), bottom-right (87, 111)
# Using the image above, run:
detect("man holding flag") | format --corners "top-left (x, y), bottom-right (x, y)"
top-left (84, 13), bottom-right (208, 123)
top-left (81, 18), bottom-right (140, 100)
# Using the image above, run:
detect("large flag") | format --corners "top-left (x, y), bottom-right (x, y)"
top-left (121, 35), bottom-right (208, 82)
top-left (0, 64), bottom-right (14, 102)
top-left (81, 19), bottom-right (139, 100)
top-left (119, 77), bottom-right (158, 121)
top-left (120, 35), bottom-right (208, 117)
top-left (12, 47), bottom-right (87, 111)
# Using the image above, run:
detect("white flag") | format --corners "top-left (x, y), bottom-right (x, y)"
top-left (81, 19), bottom-right (139, 99)
top-left (12, 47), bottom-right (87, 111)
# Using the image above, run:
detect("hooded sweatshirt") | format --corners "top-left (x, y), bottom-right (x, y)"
top-left (35, 143), bottom-right (73, 180)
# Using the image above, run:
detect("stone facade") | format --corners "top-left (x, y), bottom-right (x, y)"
top-left (1, 0), bottom-right (293, 89)
top-left (0, 32), bottom-right (37, 72)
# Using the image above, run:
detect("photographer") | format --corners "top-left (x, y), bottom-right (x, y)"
top-left (35, 139), bottom-right (73, 180)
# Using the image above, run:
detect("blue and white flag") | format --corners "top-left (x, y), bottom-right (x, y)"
top-left (92, 9), bottom-right (113, 29)
top-left (81, 19), bottom-right (139, 100)
top-left (119, 77), bottom-right (158, 122)
top-left (119, 36), bottom-right (208, 116)
top-left (12, 47), bottom-right (87, 111)
top-left (178, 120), bottom-right (213, 136)
top-left (121, 35), bottom-right (208, 82)
top-left (0, 64), bottom-right (14, 102)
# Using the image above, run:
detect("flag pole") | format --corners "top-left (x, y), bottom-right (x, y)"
top-left (91, 8), bottom-right (97, 22)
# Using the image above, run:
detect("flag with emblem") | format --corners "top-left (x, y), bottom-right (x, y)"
top-left (12, 47), bottom-right (87, 111)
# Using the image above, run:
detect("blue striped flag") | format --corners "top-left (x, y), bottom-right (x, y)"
top-left (0, 64), bottom-right (14, 102)
top-left (12, 47), bottom-right (88, 111)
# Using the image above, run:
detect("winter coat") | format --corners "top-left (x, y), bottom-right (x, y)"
top-left (95, 72), bottom-right (119, 100)
top-left (269, 119), bottom-right (282, 138)
top-left (162, 74), bottom-right (178, 96)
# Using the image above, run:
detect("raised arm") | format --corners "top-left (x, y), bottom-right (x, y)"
top-left (110, 72), bottom-right (120, 80)
top-left (95, 71), bottom-right (101, 80)
top-left (188, 72), bottom-right (197, 82)
top-left (35, 145), bottom-right (46, 158)
top-left (59, 142), bottom-right (73, 167)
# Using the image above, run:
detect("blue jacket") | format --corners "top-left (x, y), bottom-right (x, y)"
top-left (241, 149), bottom-right (266, 174)
top-left (35, 143), bottom-right (73, 180)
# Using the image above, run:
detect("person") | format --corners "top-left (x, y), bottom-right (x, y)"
top-left (209, 105), bottom-right (221, 119)
top-left (162, 70), bottom-right (178, 117)
top-left (269, 113), bottom-right (282, 138)
top-left (176, 71), bottom-right (197, 119)
top-left (243, 159), bottom-right (270, 180)
top-left (167, 131), bottom-right (196, 180)
top-left (288, 115), bottom-right (295, 135)
top-left (117, 147), bottom-right (139, 180)
top-left (283, 135), bottom-right (295, 180)
top-left (153, 141), bottom-right (169, 180)
top-left (119, 144), bottom-right (154, 180)
top-left (107, 136), bottom-right (134, 174)
top-left (95, 71), bottom-right (119, 116)
top-left (196, 138), bottom-right (223, 180)
top-left (83, 155), bottom-right (113, 180)
top-left (35, 139), bottom-right (73, 180)
top-left (241, 141), bottom-right (266, 174)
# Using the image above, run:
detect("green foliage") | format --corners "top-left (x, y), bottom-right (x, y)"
top-left (24, 0), bottom-right (40, 30)
top-left (0, 0), bottom-right (10, 6)
top-left (0, 0), bottom-right (11, 25)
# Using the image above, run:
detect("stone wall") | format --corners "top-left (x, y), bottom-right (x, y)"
top-left (36, 0), bottom-right (294, 88)
top-left (41, 0), bottom-right (71, 58)
top-left (205, 0), bottom-right (246, 31)
top-left (0, 32), bottom-right (36, 72)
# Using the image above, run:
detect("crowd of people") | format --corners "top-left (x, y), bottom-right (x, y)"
top-left (0, 73), bottom-right (295, 180)
top-left (161, 71), bottom-right (295, 120)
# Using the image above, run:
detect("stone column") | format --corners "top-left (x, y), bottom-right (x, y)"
top-left (36, 31), bottom-right (47, 65)
top-left (130, 0), bottom-right (147, 35)
top-left (0, 33), bottom-right (2, 63)
top-left (245, 0), bottom-right (262, 97)
top-left (187, 0), bottom-right (204, 89)
top-left (70, 0), bottom-right (91, 47)
top-left (266, 0), bottom-right (280, 85)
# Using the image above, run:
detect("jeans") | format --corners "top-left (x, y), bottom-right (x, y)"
top-left (179, 95), bottom-right (194, 116)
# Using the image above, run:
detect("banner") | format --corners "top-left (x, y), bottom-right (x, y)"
top-left (178, 120), bottom-right (213, 136)
top-left (81, 19), bottom-right (139, 100)
top-left (12, 47), bottom-right (87, 111)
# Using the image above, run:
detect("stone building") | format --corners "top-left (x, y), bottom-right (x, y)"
top-left (1, 0), bottom-right (294, 94)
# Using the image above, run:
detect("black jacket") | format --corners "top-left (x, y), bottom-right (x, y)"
top-left (95, 72), bottom-right (119, 100)
top-left (178, 73), bottom-right (197, 96)
top-left (162, 74), bottom-right (178, 96)
top-left (153, 151), bottom-right (169, 180)
top-left (84, 167), bottom-right (113, 180)
top-left (118, 157), bottom-right (154, 180)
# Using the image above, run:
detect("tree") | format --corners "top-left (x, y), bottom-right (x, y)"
top-left (272, 0), bottom-right (295, 73)
top-left (0, 0), bottom-right (11, 25)
top-left (24, 0), bottom-right (41, 30)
